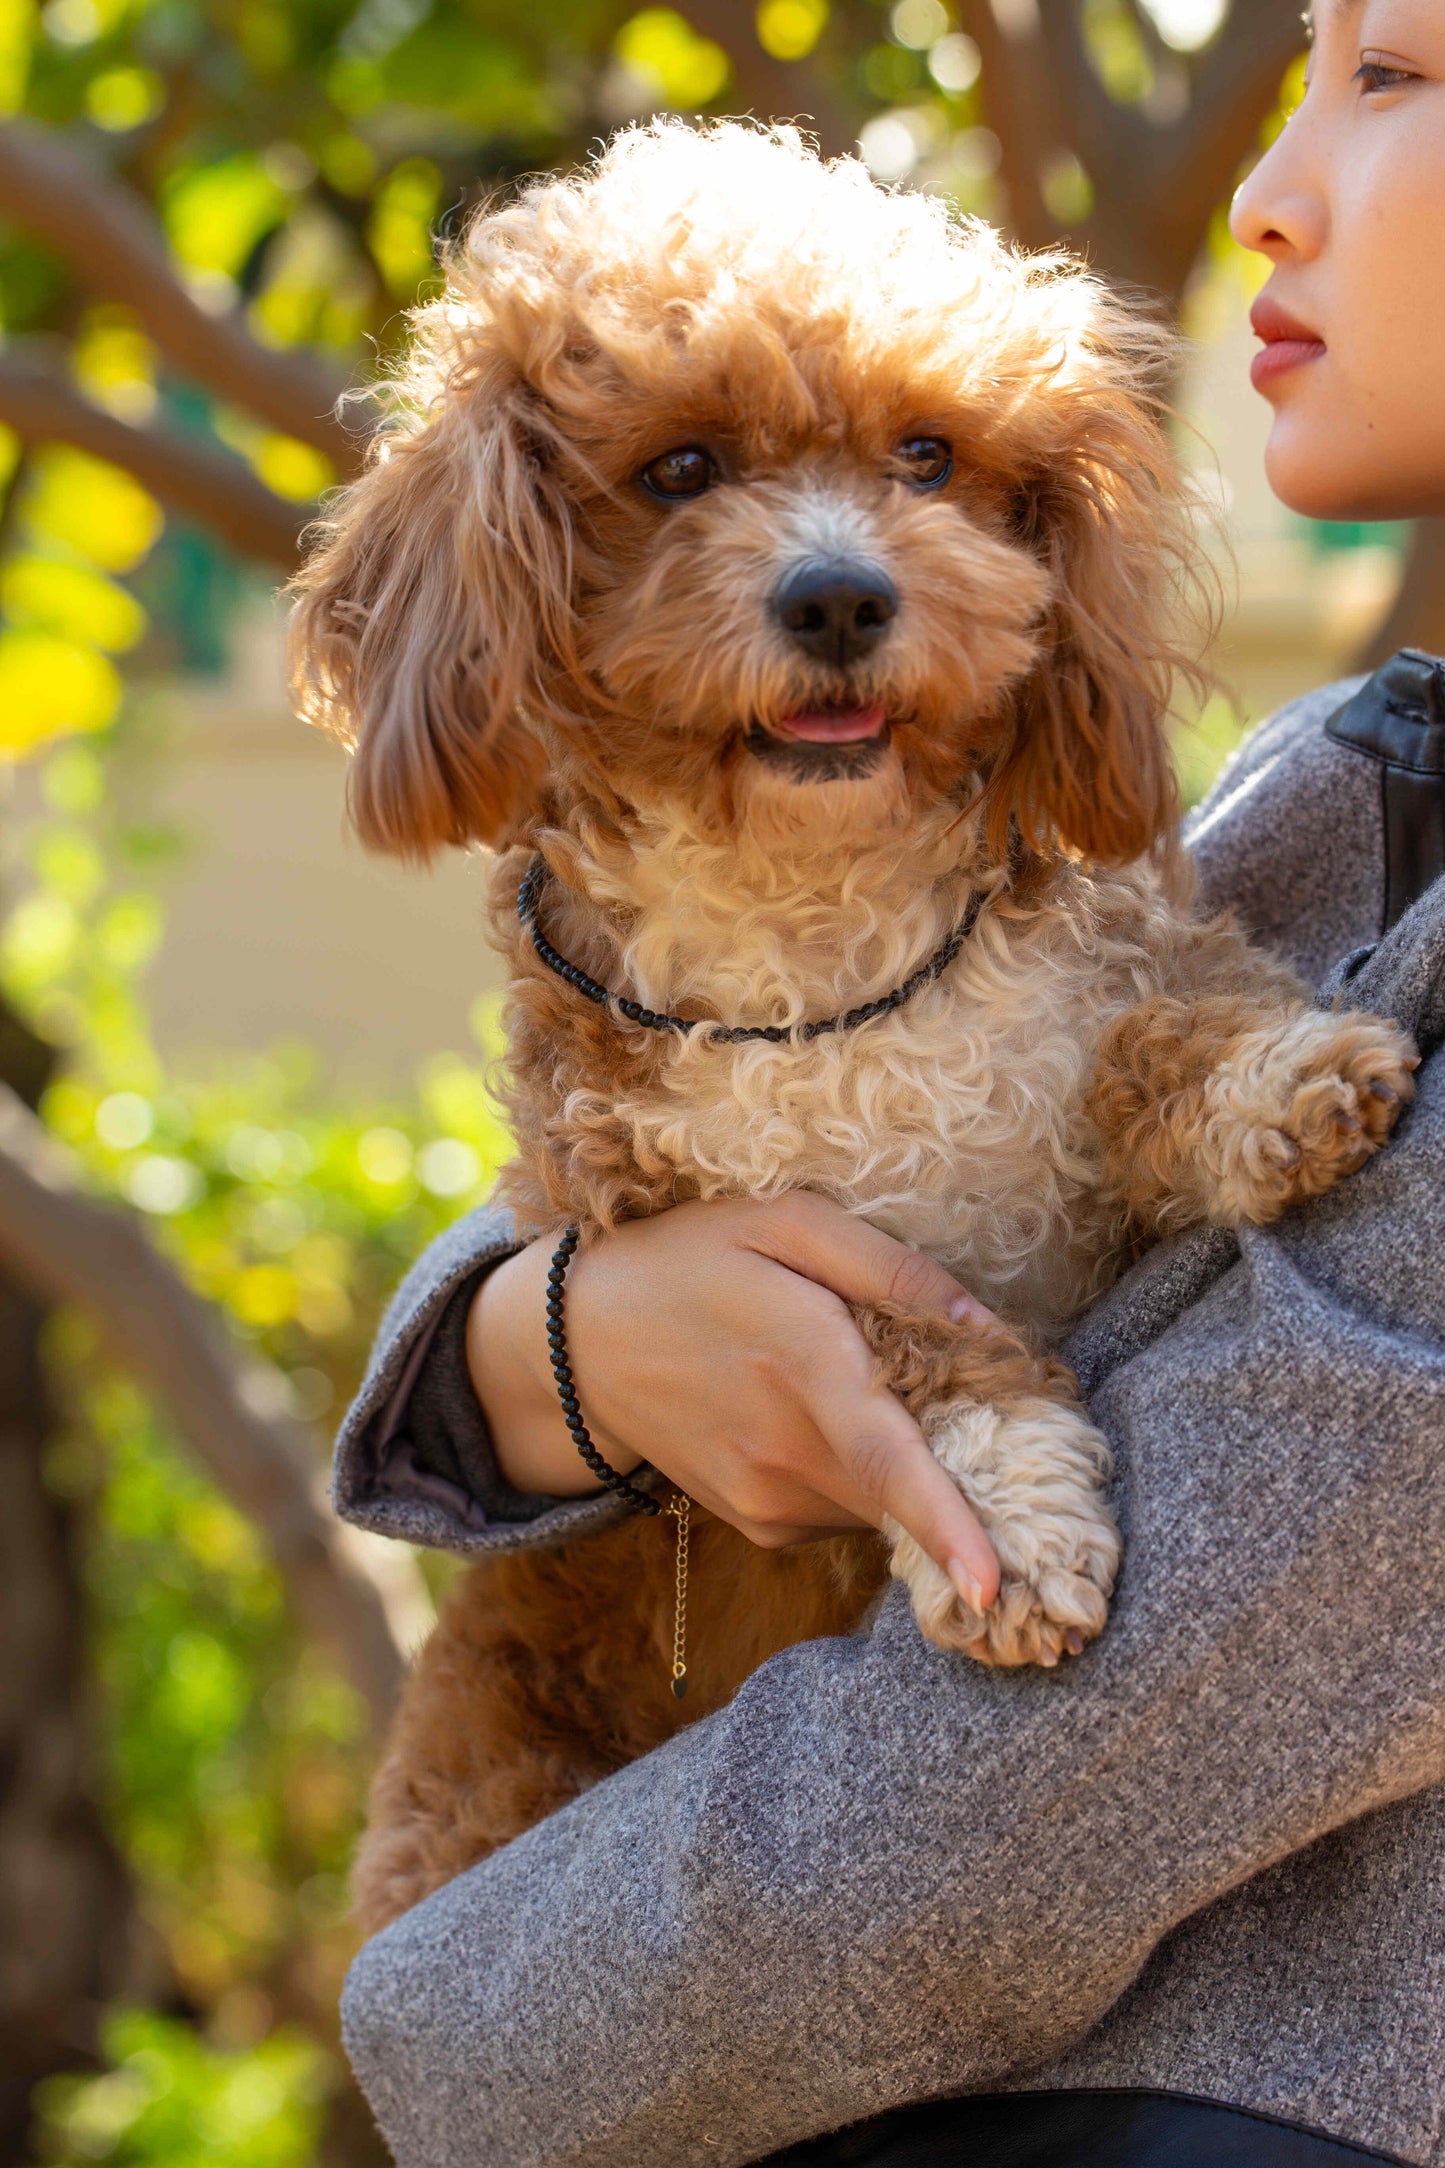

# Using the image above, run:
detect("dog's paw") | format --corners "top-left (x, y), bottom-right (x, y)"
top-left (1205, 1011), bottom-right (1418, 1226)
top-left (896, 1543), bottom-right (1114, 1669)
top-left (886, 1396), bottom-right (1121, 1670)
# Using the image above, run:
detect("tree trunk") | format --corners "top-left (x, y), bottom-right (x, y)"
top-left (1359, 518), bottom-right (1445, 672)
top-left (0, 1081), bottom-right (423, 1746)
top-left (0, 1000), bottom-right (138, 2165)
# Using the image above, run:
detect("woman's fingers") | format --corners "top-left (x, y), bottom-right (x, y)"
top-left (799, 1352), bottom-right (1001, 1610)
top-left (474, 1199), bottom-right (1006, 1583)
top-left (744, 1194), bottom-right (1003, 1332)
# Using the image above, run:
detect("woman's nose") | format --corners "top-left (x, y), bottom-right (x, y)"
top-left (1230, 126), bottom-right (1328, 263)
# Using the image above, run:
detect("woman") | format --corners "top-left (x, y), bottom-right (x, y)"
top-left (335, 6), bottom-right (1445, 2162)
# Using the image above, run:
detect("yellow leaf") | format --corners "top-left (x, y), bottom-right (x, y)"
top-left (94, 891), bottom-right (163, 971)
top-left (0, 627), bottom-right (120, 757)
top-left (1082, 0), bottom-right (1154, 104)
top-left (30, 824), bottom-right (106, 905)
top-left (367, 158), bottom-right (442, 300)
top-left (356, 1126), bottom-right (413, 1186)
top-left (757, 0), bottom-right (827, 61)
top-left (1040, 149), bottom-right (1095, 228)
top-left (0, 891), bottom-right (79, 979)
top-left (72, 310), bottom-right (159, 424)
top-left (615, 9), bottom-right (730, 106)
top-left (86, 65), bottom-right (165, 130)
top-left (318, 132), bottom-right (376, 197)
top-left (253, 434), bottom-right (334, 502)
top-left (2, 556), bottom-right (147, 651)
top-left (42, 742), bottom-right (105, 814)
top-left (295, 1277), bottom-right (352, 1337)
top-left (0, 0), bottom-right (34, 115)
top-left (232, 1264), bottom-right (299, 1327)
top-left (25, 448), bottom-right (163, 573)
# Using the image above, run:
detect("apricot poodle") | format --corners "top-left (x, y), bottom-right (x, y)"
top-left (289, 121), bottom-right (1416, 1933)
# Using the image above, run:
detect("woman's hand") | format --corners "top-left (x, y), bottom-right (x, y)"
top-left (467, 1196), bottom-right (1002, 1613)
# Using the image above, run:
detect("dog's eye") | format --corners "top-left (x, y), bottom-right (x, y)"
top-left (640, 446), bottom-right (716, 501)
top-left (895, 436), bottom-right (953, 490)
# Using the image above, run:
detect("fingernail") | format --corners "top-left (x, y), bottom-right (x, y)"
top-left (949, 1296), bottom-right (989, 1328)
top-left (949, 1559), bottom-right (985, 1613)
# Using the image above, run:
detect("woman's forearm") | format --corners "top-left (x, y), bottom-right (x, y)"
top-left (466, 1239), bottom-right (640, 1498)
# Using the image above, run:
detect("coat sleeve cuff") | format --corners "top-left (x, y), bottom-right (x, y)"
top-left (330, 1201), bottom-right (639, 1557)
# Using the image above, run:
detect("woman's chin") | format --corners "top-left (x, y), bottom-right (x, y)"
top-left (1263, 428), bottom-right (1396, 526)
top-left (1263, 404), bottom-right (1445, 523)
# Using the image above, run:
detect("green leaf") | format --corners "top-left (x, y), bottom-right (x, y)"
top-left (161, 153), bottom-right (289, 277)
top-left (34, 2008), bottom-right (326, 2168)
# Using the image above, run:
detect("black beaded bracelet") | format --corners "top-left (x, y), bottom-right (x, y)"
top-left (547, 1226), bottom-right (660, 1516)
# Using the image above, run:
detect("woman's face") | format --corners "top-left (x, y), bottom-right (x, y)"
top-left (1230, 0), bottom-right (1445, 521)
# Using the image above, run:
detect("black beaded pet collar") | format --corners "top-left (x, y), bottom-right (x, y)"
top-left (517, 854), bottom-right (987, 1042)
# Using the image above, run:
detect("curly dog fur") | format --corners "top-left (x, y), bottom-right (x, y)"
top-left (289, 121), bottom-right (1416, 1933)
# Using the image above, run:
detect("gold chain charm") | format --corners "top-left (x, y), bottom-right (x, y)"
top-left (665, 1490), bottom-right (691, 1699)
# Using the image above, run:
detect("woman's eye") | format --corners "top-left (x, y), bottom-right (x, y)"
top-left (1356, 56), bottom-right (1418, 93)
top-left (639, 446), bottom-right (716, 500)
top-left (896, 436), bottom-right (953, 490)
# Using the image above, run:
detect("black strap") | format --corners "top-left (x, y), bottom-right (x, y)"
top-left (1325, 648), bottom-right (1445, 933)
top-left (759, 2089), bottom-right (1410, 2167)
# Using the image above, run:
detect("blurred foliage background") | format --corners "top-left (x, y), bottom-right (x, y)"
top-left (0, 1), bottom-right (1429, 2161)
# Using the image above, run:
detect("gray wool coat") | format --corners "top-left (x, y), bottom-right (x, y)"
top-left (332, 668), bottom-right (1445, 2168)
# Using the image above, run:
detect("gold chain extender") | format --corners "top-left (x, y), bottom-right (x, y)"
top-left (665, 1490), bottom-right (691, 1698)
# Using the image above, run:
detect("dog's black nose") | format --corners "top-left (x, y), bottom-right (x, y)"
top-left (773, 559), bottom-right (898, 668)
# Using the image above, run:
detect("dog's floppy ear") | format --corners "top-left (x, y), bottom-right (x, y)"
top-left (288, 370), bottom-right (572, 860)
top-left (986, 315), bottom-right (1204, 869)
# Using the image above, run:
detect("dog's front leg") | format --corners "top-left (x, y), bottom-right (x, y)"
top-left (352, 1517), bottom-right (685, 1934)
top-left (1086, 994), bottom-right (1418, 1237)
top-left (857, 1305), bottom-right (1121, 1669)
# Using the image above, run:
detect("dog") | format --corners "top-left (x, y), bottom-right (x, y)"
top-left (289, 121), bottom-right (1417, 1934)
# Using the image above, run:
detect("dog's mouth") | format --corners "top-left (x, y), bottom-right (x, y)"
top-left (771, 703), bottom-right (888, 745)
top-left (744, 705), bottom-right (893, 783)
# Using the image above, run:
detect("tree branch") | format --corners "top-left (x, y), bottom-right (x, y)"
top-left (0, 119), bottom-right (359, 471)
top-left (1142, 0), bottom-right (1308, 295)
top-left (0, 1085), bottom-right (431, 1741)
top-left (955, 0), bottom-right (1060, 249)
top-left (1036, 0), bottom-right (1146, 204)
top-left (679, 0), bottom-right (858, 160)
top-left (0, 353), bottom-right (310, 569)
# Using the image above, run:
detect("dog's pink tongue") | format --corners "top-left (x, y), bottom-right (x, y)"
top-left (775, 705), bottom-right (887, 744)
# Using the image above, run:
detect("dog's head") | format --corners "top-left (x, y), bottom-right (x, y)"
top-left (290, 121), bottom-right (1205, 870)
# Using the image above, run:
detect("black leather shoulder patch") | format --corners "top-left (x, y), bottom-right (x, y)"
top-left (1326, 648), bottom-right (1445, 932)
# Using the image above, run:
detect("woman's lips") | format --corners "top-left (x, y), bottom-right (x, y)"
top-left (1250, 339), bottom-right (1326, 390)
top-left (772, 704), bottom-right (887, 744)
top-left (1249, 295), bottom-right (1326, 391)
